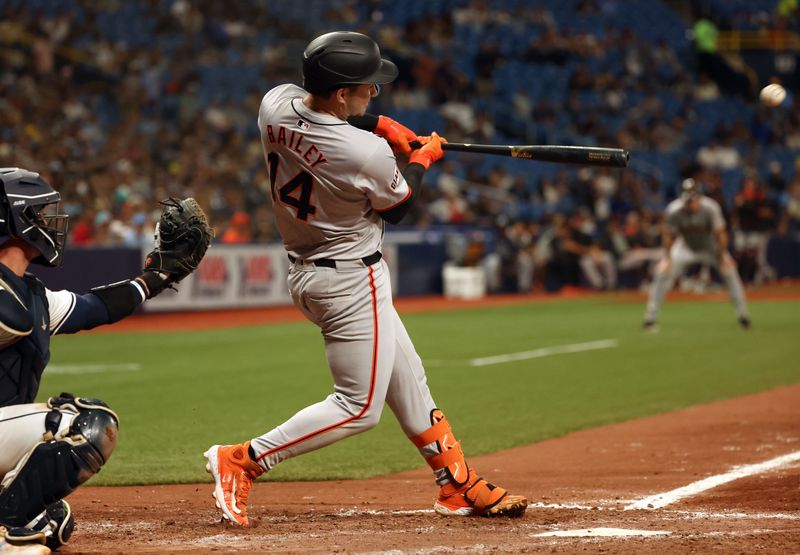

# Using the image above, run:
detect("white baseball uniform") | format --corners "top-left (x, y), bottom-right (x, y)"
top-left (665, 195), bottom-right (726, 268)
top-left (645, 195), bottom-right (749, 323)
top-left (250, 84), bottom-right (441, 474)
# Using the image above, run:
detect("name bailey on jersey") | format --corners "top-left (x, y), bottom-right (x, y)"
top-left (264, 124), bottom-right (328, 168)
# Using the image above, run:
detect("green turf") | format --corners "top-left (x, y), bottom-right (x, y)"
top-left (38, 297), bottom-right (800, 485)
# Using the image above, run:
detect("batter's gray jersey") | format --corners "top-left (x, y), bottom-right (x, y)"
top-left (258, 84), bottom-right (411, 260)
top-left (665, 196), bottom-right (725, 252)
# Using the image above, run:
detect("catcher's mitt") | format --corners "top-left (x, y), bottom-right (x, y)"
top-left (141, 198), bottom-right (212, 296)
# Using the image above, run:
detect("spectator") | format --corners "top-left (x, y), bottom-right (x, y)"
top-left (429, 179), bottom-right (470, 225)
top-left (697, 138), bottom-right (741, 170)
top-left (780, 176), bottom-right (800, 234)
top-left (734, 175), bottom-right (777, 283)
top-left (70, 210), bottom-right (95, 246)
top-left (540, 214), bottom-right (581, 289)
top-left (569, 209), bottom-right (617, 290)
top-left (693, 73), bottom-right (721, 100)
top-left (1, 0), bottom-right (798, 293)
top-left (120, 213), bottom-right (155, 248)
top-left (615, 211), bottom-right (663, 287)
top-left (221, 211), bottom-right (253, 244)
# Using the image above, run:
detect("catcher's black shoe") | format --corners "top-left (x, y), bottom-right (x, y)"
top-left (3, 499), bottom-right (73, 551)
top-left (739, 316), bottom-right (751, 330)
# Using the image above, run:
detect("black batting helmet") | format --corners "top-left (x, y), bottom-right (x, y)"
top-left (302, 31), bottom-right (398, 95)
top-left (0, 168), bottom-right (69, 267)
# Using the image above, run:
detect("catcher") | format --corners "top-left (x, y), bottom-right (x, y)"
top-left (0, 168), bottom-right (211, 553)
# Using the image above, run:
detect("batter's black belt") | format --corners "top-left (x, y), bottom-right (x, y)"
top-left (288, 251), bottom-right (382, 268)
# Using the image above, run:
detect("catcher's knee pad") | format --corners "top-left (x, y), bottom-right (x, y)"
top-left (410, 409), bottom-right (470, 485)
top-left (0, 394), bottom-right (119, 526)
top-left (3, 499), bottom-right (74, 550)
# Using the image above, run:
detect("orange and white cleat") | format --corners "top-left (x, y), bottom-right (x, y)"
top-left (434, 469), bottom-right (528, 518)
top-left (204, 442), bottom-right (264, 526)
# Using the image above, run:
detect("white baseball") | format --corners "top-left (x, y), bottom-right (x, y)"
top-left (760, 84), bottom-right (786, 107)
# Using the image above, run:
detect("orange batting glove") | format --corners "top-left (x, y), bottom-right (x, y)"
top-left (409, 132), bottom-right (447, 170)
top-left (375, 115), bottom-right (417, 155)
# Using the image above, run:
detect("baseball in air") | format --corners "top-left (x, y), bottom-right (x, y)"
top-left (759, 84), bottom-right (786, 107)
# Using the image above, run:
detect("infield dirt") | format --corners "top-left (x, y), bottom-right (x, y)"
top-left (62, 289), bottom-right (800, 553)
top-left (63, 382), bottom-right (800, 553)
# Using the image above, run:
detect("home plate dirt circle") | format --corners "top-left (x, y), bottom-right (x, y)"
top-left (535, 528), bottom-right (672, 537)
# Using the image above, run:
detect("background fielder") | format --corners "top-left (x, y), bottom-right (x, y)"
top-left (204, 31), bottom-right (528, 527)
top-left (643, 178), bottom-right (751, 330)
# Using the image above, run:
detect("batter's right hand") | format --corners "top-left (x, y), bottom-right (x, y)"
top-left (409, 132), bottom-right (447, 170)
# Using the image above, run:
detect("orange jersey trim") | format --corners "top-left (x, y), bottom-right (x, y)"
top-left (258, 266), bottom-right (380, 460)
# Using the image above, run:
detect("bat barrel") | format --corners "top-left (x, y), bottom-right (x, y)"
top-left (510, 145), bottom-right (630, 168)
top-left (408, 141), bottom-right (629, 167)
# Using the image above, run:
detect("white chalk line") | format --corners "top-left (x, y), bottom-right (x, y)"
top-left (334, 501), bottom-right (620, 517)
top-left (625, 450), bottom-right (800, 510)
top-left (470, 339), bottom-right (619, 367)
top-left (424, 339), bottom-right (619, 367)
top-left (534, 528), bottom-right (670, 538)
top-left (360, 546), bottom-right (488, 555)
top-left (331, 501), bottom-right (800, 522)
top-left (669, 510), bottom-right (800, 521)
top-left (47, 363), bottom-right (141, 374)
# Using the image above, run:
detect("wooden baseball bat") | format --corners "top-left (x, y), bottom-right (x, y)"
top-left (408, 141), bottom-right (630, 168)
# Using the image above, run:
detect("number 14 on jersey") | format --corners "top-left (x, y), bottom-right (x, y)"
top-left (267, 152), bottom-right (317, 221)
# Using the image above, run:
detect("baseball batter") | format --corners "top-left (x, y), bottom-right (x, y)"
top-left (204, 31), bottom-right (527, 526)
top-left (643, 178), bottom-right (751, 330)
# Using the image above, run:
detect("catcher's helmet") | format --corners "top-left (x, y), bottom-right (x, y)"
top-left (302, 31), bottom-right (398, 95)
top-left (680, 178), bottom-right (702, 200)
top-left (0, 167), bottom-right (69, 267)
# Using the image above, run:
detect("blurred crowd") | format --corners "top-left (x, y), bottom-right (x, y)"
top-left (1, 0), bottom-right (799, 291)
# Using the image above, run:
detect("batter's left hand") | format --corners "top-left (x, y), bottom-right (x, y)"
top-left (375, 115), bottom-right (417, 155)
top-left (409, 132), bottom-right (447, 169)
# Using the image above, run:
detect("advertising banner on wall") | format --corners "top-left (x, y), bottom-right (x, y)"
top-left (143, 244), bottom-right (290, 311)
top-left (143, 243), bottom-right (399, 312)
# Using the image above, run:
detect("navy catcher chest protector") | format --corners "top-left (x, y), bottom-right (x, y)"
top-left (0, 264), bottom-right (51, 407)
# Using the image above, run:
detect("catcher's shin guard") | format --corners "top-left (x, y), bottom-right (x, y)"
top-left (0, 395), bottom-right (119, 526)
top-left (410, 409), bottom-right (527, 518)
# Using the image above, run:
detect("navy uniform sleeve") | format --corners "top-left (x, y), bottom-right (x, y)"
top-left (46, 280), bottom-right (147, 335)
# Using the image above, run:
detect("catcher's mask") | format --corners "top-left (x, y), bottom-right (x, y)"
top-left (0, 167), bottom-right (69, 267)
top-left (302, 31), bottom-right (398, 95)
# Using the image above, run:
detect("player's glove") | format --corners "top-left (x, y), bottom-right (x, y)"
top-left (137, 198), bottom-right (213, 298)
top-left (374, 115), bottom-right (417, 155)
top-left (409, 132), bottom-right (447, 170)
